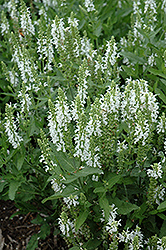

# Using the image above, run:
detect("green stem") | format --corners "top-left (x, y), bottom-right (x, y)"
top-left (124, 184), bottom-right (129, 200)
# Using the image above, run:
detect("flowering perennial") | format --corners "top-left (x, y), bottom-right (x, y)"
top-left (1, 0), bottom-right (166, 249)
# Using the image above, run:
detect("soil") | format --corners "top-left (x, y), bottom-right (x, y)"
top-left (0, 200), bottom-right (68, 250)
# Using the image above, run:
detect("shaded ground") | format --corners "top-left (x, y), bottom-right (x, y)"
top-left (0, 200), bottom-right (68, 250)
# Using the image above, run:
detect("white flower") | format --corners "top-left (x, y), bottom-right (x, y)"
top-left (8, 71), bottom-right (19, 87)
top-left (5, 0), bottom-right (18, 20)
top-left (92, 175), bottom-right (98, 181)
top-left (48, 92), bottom-right (72, 152)
top-left (51, 179), bottom-right (61, 192)
top-left (68, 17), bottom-right (79, 28)
top-left (133, 0), bottom-right (142, 15)
top-left (58, 216), bottom-right (75, 237)
top-left (58, 217), bottom-right (67, 235)
top-left (134, 120), bottom-right (150, 145)
top-left (161, 0), bottom-right (166, 13)
top-left (153, 185), bottom-right (165, 205)
top-left (63, 195), bottom-right (79, 209)
top-left (77, 61), bottom-right (90, 105)
top-left (104, 39), bottom-right (119, 67)
top-left (157, 238), bottom-right (166, 250)
top-left (5, 104), bottom-right (23, 149)
top-left (144, 0), bottom-right (157, 15)
top-left (100, 84), bottom-right (121, 125)
top-left (119, 226), bottom-right (143, 249)
top-left (148, 53), bottom-right (156, 66)
top-left (147, 163), bottom-right (163, 179)
top-left (51, 18), bottom-right (65, 51)
top-left (18, 91), bottom-right (32, 113)
top-left (11, 46), bottom-right (38, 85)
top-left (20, 7), bottom-right (35, 36)
top-left (37, 34), bottom-right (54, 71)
top-left (84, 0), bottom-right (95, 12)
top-left (117, 140), bottom-right (128, 153)
top-left (1, 21), bottom-right (10, 36)
top-left (42, 0), bottom-right (58, 10)
top-left (157, 113), bottom-right (166, 133)
top-left (105, 204), bottom-right (121, 235)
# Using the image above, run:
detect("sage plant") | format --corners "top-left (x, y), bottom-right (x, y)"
top-left (38, 76), bottom-right (166, 249)
top-left (1, 0), bottom-right (166, 249)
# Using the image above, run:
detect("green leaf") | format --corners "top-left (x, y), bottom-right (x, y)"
top-left (35, 99), bottom-right (48, 109)
top-left (99, 196), bottom-right (110, 220)
top-left (9, 181), bottom-right (22, 200)
top-left (122, 177), bottom-right (134, 185)
top-left (26, 234), bottom-right (38, 250)
top-left (118, 201), bottom-right (139, 215)
top-left (159, 221), bottom-right (166, 238)
top-left (120, 51), bottom-right (146, 64)
top-left (39, 223), bottom-right (50, 240)
top-left (42, 185), bottom-right (79, 203)
top-left (121, 65), bottom-right (138, 77)
top-left (149, 210), bottom-right (158, 215)
top-left (93, 21), bottom-right (102, 37)
top-left (28, 116), bottom-right (40, 136)
top-left (154, 88), bottom-right (166, 104)
top-left (160, 78), bottom-right (166, 86)
top-left (69, 247), bottom-right (80, 250)
top-left (158, 213), bottom-right (166, 220)
top-left (118, 122), bottom-right (129, 134)
top-left (38, 74), bottom-right (66, 82)
top-left (17, 154), bottom-right (25, 171)
top-left (63, 167), bottom-right (103, 184)
top-left (111, 198), bottom-right (139, 215)
top-left (84, 239), bottom-right (101, 249)
top-left (157, 201), bottom-right (166, 211)
top-left (107, 175), bottom-right (121, 189)
top-left (53, 151), bottom-right (78, 172)
top-left (94, 186), bottom-right (106, 193)
top-left (31, 214), bottom-right (44, 225)
top-left (149, 68), bottom-right (166, 79)
top-left (75, 210), bottom-right (89, 231)
top-left (0, 181), bottom-right (7, 192)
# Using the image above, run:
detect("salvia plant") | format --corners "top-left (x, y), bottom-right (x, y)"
top-left (0, 0), bottom-right (166, 249)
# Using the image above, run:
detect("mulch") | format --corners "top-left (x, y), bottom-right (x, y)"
top-left (0, 200), bottom-right (68, 250)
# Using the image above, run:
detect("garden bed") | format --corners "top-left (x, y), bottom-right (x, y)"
top-left (0, 200), bottom-right (68, 250)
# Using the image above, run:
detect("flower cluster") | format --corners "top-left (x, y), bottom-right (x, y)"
top-left (132, 0), bottom-right (157, 44)
top-left (119, 226), bottom-right (144, 250)
top-left (147, 162), bottom-right (163, 179)
top-left (84, 0), bottom-right (95, 12)
top-left (104, 204), bottom-right (121, 235)
top-left (38, 129), bottom-right (56, 172)
top-left (11, 41), bottom-right (39, 90)
top-left (147, 163), bottom-right (165, 206)
top-left (63, 195), bottom-right (79, 209)
top-left (0, 11), bottom-right (10, 37)
top-left (94, 37), bottom-right (119, 81)
top-left (46, 77), bottom-right (161, 172)
top-left (4, 103), bottom-right (23, 149)
top-left (19, 0), bottom-right (35, 37)
top-left (18, 86), bottom-right (32, 114)
top-left (37, 21), bottom-right (54, 71)
top-left (1, 62), bottom-right (19, 87)
top-left (58, 211), bottom-right (75, 237)
top-left (48, 88), bottom-right (72, 152)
